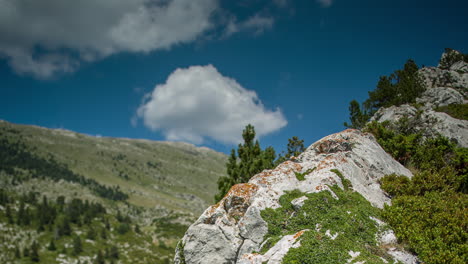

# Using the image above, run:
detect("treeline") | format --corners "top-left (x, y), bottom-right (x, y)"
top-left (0, 138), bottom-right (128, 201)
top-left (0, 189), bottom-right (107, 234)
top-left (215, 125), bottom-right (305, 202)
top-left (0, 189), bottom-right (114, 262)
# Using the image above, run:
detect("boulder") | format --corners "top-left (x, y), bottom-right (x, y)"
top-left (174, 129), bottom-right (415, 264)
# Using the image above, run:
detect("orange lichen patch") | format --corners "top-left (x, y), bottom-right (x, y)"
top-left (315, 185), bottom-right (324, 191)
top-left (317, 156), bottom-right (337, 170)
top-left (343, 128), bottom-right (359, 133)
top-left (241, 253), bottom-right (260, 261)
top-left (227, 183), bottom-right (259, 200)
top-left (293, 230), bottom-right (306, 240)
top-left (253, 171), bottom-right (274, 185)
top-left (340, 156), bottom-right (348, 163)
top-left (206, 201), bottom-right (222, 216)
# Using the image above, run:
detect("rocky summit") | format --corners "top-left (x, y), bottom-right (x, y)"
top-left (371, 49), bottom-right (468, 147)
top-left (174, 129), bottom-right (419, 264)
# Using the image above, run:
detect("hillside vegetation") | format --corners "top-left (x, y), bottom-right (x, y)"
top-left (0, 120), bottom-right (227, 263)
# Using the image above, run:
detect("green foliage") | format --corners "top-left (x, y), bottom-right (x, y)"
top-left (330, 169), bottom-right (352, 191)
top-left (153, 216), bottom-right (189, 239)
top-left (215, 124), bottom-right (277, 202)
top-left (439, 48), bottom-right (468, 70)
top-left (345, 59), bottom-right (424, 129)
top-left (276, 136), bottom-right (307, 165)
top-left (343, 100), bottom-right (370, 129)
top-left (117, 223), bottom-right (131, 235)
top-left (0, 138), bottom-right (128, 201)
top-left (72, 235), bottom-right (83, 256)
top-left (30, 240), bottom-right (40, 262)
top-left (294, 167), bottom-right (315, 181)
top-left (382, 191), bottom-right (467, 263)
top-left (260, 187), bottom-right (390, 263)
top-left (47, 239), bottom-right (57, 251)
top-left (367, 119), bottom-right (468, 264)
top-left (176, 241), bottom-right (186, 264)
top-left (434, 103), bottom-right (468, 120)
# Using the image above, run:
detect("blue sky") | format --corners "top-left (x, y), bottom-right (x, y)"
top-left (1, 0), bottom-right (467, 154)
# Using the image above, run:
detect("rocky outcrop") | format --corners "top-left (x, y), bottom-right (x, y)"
top-left (371, 104), bottom-right (468, 148)
top-left (174, 129), bottom-right (416, 264)
top-left (371, 49), bottom-right (468, 147)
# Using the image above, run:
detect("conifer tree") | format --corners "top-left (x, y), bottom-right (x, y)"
top-left (215, 124), bottom-right (276, 202)
top-left (345, 59), bottom-right (424, 129)
top-left (95, 250), bottom-right (105, 264)
top-left (14, 245), bottom-right (20, 258)
top-left (73, 235), bottom-right (82, 256)
top-left (30, 241), bottom-right (40, 262)
top-left (275, 136), bottom-right (306, 165)
top-left (47, 239), bottom-right (57, 251)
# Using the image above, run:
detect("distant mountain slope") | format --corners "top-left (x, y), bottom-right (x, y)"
top-left (0, 120), bottom-right (227, 215)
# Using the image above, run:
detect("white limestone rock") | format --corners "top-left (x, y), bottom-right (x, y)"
top-left (174, 129), bottom-right (414, 264)
top-left (416, 87), bottom-right (465, 108)
top-left (371, 104), bottom-right (468, 148)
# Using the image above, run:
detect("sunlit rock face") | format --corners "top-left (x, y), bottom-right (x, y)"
top-left (371, 50), bottom-right (468, 148)
top-left (174, 129), bottom-right (416, 264)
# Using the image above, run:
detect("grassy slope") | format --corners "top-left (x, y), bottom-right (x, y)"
top-left (0, 120), bottom-right (227, 215)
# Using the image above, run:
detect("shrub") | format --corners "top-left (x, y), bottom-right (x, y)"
top-left (434, 103), bottom-right (468, 121)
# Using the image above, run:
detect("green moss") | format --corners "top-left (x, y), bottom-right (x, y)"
top-left (434, 103), bottom-right (468, 121)
top-left (176, 241), bottom-right (186, 264)
top-left (330, 169), bottom-right (352, 190)
top-left (260, 186), bottom-right (391, 263)
top-left (294, 167), bottom-right (316, 181)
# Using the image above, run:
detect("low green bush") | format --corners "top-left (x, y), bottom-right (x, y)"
top-left (260, 186), bottom-right (391, 263)
top-left (368, 120), bottom-right (467, 263)
top-left (434, 103), bottom-right (468, 121)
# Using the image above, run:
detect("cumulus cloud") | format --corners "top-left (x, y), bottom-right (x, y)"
top-left (0, 0), bottom-right (218, 78)
top-left (317, 0), bottom-right (334, 8)
top-left (136, 65), bottom-right (287, 144)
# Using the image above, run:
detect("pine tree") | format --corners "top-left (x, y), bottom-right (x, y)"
top-left (275, 136), bottom-right (306, 165)
top-left (6, 204), bottom-right (13, 224)
top-left (30, 241), bottom-right (40, 262)
top-left (86, 226), bottom-right (96, 240)
top-left (94, 250), bottom-right (105, 264)
top-left (109, 245), bottom-right (119, 259)
top-left (346, 59), bottom-right (424, 129)
top-left (14, 245), bottom-right (20, 258)
top-left (100, 228), bottom-right (107, 239)
top-left (215, 124), bottom-right (276, 202)
top-left (73, 235), bottom-right (82, 256)
top-left (344, 100), bottom-right (369, 129)
top-left (47, 239), bottom-right (57, 251)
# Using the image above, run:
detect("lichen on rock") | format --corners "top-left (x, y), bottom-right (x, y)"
top-left (174, 129), bottom-right (416, 264)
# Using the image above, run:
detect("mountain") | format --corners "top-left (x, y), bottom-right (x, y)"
top-left (0, 120), bottom-right (227, 263)
top-left (174, 49), bottom-right (467, 264)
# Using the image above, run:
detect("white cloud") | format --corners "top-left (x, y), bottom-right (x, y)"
top-left (317, 0), bottom-right (334, 8)
top-left (0, 0), bottom-right (218, 78)
top-left (137, 65), bottom-right (287, 144)
top-left (225, 13), bottom-right (274, 37)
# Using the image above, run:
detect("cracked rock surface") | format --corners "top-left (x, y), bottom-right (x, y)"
top-left (174, 129), bottom-right (415, 263)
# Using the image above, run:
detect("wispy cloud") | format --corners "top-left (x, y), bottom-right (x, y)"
top-left (225, 13), bottom-right (274, 37)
